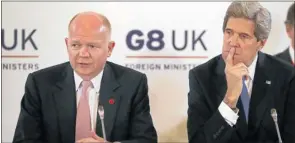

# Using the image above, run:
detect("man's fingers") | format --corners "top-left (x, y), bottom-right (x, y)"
top-left (234, 63), bottom-right (247, 68)
top-left (91, 131), bottom-right (104, 141)
top-left (77, 138), bottom-right (101, 143)
top-left (229, 68), bottom-right (249, 79)
top-left (76, 138), bottom-right (87, 143)
top-left (226, 48), bottom-right (235, 66)
top-left (231, 63), bottom-right (248, 72)
top-left (226, 62), bottom-right (248, 74)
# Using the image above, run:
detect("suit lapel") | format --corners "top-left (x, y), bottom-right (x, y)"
top-left (215, 56), bottom-right (227, 106)
top-left (249, 52), bottom-right (272, 134)
top-left (97, 63), bottom-right (120, 140)
top-left (52, 63), bottom-right (76, 143)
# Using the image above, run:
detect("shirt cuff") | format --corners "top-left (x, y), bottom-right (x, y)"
top-left (218, 101), bottom-right (239, 127)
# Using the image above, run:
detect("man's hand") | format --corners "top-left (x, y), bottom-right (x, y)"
top-left (224, 47), bottom-right (249, 108)
top-left (77, 131), bottom-right (107, 143)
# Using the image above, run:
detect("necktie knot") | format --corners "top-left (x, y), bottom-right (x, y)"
top-left (243, 75), bottom-right (252, 94)
top-left (82, 80), bottom-right (92, 88)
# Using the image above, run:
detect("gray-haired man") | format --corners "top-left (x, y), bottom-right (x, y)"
top-left (187, 1), bottom-right (295, 143)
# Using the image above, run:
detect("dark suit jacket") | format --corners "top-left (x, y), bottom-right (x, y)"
top-left (187, 52), bottom-right (295, 143)
top-left (275, 47), bottom-right (293, 65)
top-left (13, 61), bottom-right (157, 143)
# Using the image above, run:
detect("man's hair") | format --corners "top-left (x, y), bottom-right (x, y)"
top-left (222, 1), bottom-right (272, 41)
top-left (285, 3), bottom-right (294, 25)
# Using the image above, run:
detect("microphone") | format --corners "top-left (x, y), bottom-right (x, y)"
top-left (271, 108), bottom-right (283, 143)
top-left (98, 105), bottom-right (107, 142)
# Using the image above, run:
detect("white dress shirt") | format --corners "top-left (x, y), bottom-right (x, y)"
top-left (218, 54), bottom-right (258, 127)
top-left (289, 46), bottom-right (294, 64)
top-left (74, 70), bottom-right (103, 131)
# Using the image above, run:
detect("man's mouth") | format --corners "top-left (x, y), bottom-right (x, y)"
top-left (78, 63), bottom-right (91, 66)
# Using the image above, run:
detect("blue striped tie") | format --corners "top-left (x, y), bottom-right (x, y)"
top-left (240, 78), bottom-right (250, 123)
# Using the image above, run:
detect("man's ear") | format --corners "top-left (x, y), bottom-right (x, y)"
top-left (286, 24), bottom-right (293, 38)
top-left (107, 41), bottom-right (115, 57)
top-left (65, 38), bottom-right (70, 50)
top-left (258, 39), bottom-right (267, 50)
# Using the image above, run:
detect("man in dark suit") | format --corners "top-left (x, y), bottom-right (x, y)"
top-left (275, 3), bottom-right (294, 66)
top-left (187, 2), bottom-right (295, 143)
top-left (13, 11), bottom-right (157, 143)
